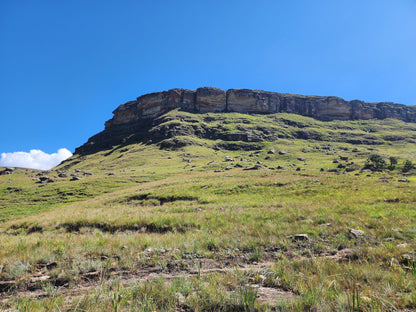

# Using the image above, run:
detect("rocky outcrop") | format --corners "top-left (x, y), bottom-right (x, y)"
top-left (196, 87), bottom-right (226, 113)
top-left (104, 87), bottom-right (416, 129)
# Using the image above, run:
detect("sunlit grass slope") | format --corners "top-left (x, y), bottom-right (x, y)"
top-left (1, 111), bottom-right (416, 311)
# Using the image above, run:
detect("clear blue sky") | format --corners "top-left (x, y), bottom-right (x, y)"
top-left (1, 0), bottom-right (416, 156)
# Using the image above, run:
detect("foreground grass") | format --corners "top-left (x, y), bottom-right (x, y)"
top-left (1, 113), bottom-right (416, 311)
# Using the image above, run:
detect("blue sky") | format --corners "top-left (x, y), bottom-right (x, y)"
top-left (1, 1), bottom-right (416, 168)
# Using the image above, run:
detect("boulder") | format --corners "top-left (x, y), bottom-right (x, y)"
top-left (349, 229), bottom-right (365, 238)
top-left (329, 248), bottom-right (355, 262)
top-left (6, 186), bottom-right (22, 192)
top-left (290, 234), bottom-right (309, 241)
top-left (243, 165), bottom-right (261, 170)
top-left (224, 156), bottom-right (234, 162)
top-left (0, 168), bottom-right (14, 175)
top-left (398, 178), bottom-right (409, 183)
top-left (327, 168), bottom-right (339, 173)
top-left (38, 176), bottom-right (49, 182)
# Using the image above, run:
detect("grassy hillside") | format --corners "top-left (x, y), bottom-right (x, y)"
top-left (1, 111), bottom-right (416, 311)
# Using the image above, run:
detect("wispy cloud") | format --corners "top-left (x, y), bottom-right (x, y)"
top-left (0, 148), bottom-right (72, 170)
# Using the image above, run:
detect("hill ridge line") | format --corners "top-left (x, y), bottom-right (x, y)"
top-left (105, 87), bottom-right (416, 128)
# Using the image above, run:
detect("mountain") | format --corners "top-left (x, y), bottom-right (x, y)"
top-left (1, 88), bottom-right (416, 311)
top-left (75, 87), bottom-right (416, 155)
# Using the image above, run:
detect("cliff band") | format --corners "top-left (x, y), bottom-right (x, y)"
top-left (105, 87), bottom-right (416, 128)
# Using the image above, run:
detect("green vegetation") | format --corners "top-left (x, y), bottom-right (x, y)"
top-left (365, 153), bottom-right (386, 171)
top-left (1, 111), bottom-right (416, 311)
top-left (403, 159), bottom-right (414, 173)
top-left (388, 156), bottom-right (398, 170)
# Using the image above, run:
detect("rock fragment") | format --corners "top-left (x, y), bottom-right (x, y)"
top-left (349, 229), bottom-right (365, 238)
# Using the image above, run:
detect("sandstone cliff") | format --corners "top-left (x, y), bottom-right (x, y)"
top-left (105, 87), bottom-right (416, 128)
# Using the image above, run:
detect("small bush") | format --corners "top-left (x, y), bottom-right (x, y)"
top-left (402, 160), bottom-right (414, 173)
top-left (387, 156), bottom-right (398, 170)
top-left (364, 154), bottom-right (386, 171)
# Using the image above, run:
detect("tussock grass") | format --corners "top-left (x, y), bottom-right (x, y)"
top-left (1, 112), bottom-right (416, 310)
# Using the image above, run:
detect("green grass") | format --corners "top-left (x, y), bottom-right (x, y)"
top-left (1, 111), bottom-right (416, 311)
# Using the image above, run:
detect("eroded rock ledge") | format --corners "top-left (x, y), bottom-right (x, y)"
top-left (105, 87), bottom-right (416, 128)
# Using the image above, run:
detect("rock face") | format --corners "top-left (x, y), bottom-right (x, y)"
top-left (196, 87), bottom-right (226, 113)
top-left (104, 87), bottom-right (416, 129)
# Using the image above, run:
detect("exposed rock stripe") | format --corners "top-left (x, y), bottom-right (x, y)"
top-left (105, 87), bottom-right (416, 128)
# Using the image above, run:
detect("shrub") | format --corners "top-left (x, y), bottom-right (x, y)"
top-left (402, 160), bottom-right (414, 173)
top-left (388, 156), bottom-right (398, 170)
top-left (365, 154), bottom-right (386, 171)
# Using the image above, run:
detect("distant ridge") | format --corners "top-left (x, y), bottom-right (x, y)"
top-left (105, 87), bottom-right (416, 128)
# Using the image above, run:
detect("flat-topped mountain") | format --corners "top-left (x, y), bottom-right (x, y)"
top-left (74, 87), bottom-right (416, 155)
top-left (105, 87), bottom-right (416, 128)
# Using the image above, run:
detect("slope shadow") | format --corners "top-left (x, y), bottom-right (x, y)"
top-left (74, 119), bottom-right (156, 156)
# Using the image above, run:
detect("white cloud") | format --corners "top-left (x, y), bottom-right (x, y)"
top-left (0, 148), bottom-right (73, 170)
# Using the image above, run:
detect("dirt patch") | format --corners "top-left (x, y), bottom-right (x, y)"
top-left (256, 286), bottom-right (296, 305)
top-left (0, 259), bottom-right (297, 308)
